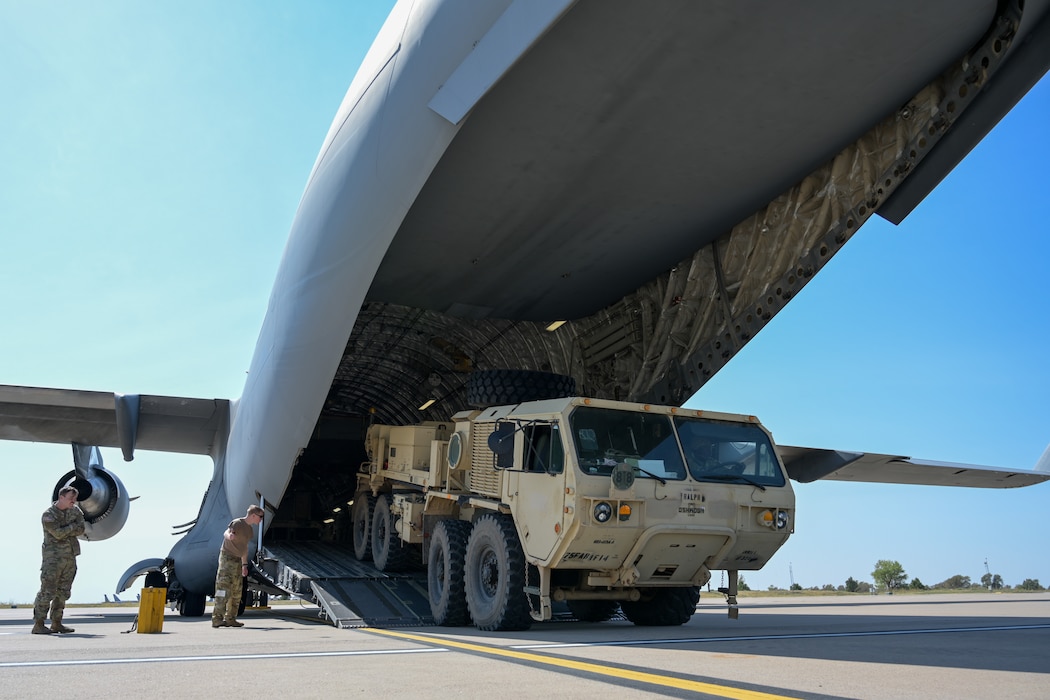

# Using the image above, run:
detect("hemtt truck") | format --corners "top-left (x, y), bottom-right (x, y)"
top-left (350, 396), bottom-right (794, 630)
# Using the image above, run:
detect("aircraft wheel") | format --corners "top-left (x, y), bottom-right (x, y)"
top-left (178, 591), bottom-right (207, 617)
top-left (464, 514), bottom-right (532, 631)
top-left (352, 492), bottom-right (376, 561)
top-left (567, 599), bottom-right (621, 622)
top-left (371, 494), bottom-right (412, 572)
top-left (144, 570), bottom-right (166, 588)
top-left (427, 519), bottom-right (472, 626)
top-left (620, 586), bottom-right (700, 626)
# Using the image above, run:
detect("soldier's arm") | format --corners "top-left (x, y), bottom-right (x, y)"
top-left (42, 513), bottom-right (82, 540)
top-left (70, 508), bottom-right (86, 536)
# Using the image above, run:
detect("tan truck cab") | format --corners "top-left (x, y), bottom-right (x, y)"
top-left (355, 397), bottom-right (794, 630)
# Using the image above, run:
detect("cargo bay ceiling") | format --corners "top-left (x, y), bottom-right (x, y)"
top-left (322, 0), bottom-right (1050, 427)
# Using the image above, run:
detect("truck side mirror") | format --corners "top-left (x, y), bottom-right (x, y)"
top-left (487, 422), bottom-right (515, 469)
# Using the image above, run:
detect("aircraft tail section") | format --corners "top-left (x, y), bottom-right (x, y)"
top-left (1035, 444), bottom-right (1050, 474)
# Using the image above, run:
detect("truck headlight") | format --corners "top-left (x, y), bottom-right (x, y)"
top-left (758, 509), bottom-right (790, 530)
top-left (593, 501), bottom-right (613, 523)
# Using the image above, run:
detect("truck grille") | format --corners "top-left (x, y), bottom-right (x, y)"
top-left (469, 424), bottom-right (502, 497)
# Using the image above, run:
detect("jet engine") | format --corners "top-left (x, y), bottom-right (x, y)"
top-left (53, 443), bottom-right (131, 541)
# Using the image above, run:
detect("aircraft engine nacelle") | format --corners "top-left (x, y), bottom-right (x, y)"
top-left (53, 446), bottom-right (131, 541)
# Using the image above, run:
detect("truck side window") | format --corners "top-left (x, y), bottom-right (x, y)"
top-left (526, 424), bottom-right (564, 474)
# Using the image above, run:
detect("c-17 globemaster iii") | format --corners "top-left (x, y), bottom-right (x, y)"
top-left (2, 0), bottom-right (1048, 626)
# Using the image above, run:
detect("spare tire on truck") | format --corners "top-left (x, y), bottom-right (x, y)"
top-left (466, 369), bottom-right (576, 408)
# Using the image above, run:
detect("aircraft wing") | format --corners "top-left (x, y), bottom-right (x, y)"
top-left (0, 384), bottom-right (229, 461)
top-left (778, 444), bottom-right (1050, 488)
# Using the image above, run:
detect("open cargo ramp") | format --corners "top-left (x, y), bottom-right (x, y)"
top-left (259, 542), bottom-right (433, 628)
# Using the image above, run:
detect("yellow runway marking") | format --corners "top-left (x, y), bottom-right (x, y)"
top-left (365, 628), bottom-right (798, 699)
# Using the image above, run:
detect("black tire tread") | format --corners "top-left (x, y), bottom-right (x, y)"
top-left (620, 587), bottom-right (700, 626)
top-left (428, 519), bottom-right (472, 626)
top-left (464, 514), bottom-right (532, 631)
top-left (567, 599), bottom-right (621, 622)
top-left (371, 494), bottom-right (414, 572)
top-left (178, 591), bottom-right (207, 617)
top-left (352, 491), bottom-right (376, 561)
top-left (466, 369), bottom-right (576, 408)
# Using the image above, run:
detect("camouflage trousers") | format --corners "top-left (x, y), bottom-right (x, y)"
top-left (212, 553), bottom-right (243, 622)
top-left (34, 554), bottom-right (77, 622)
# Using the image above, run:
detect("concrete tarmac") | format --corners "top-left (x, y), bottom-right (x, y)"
top-left (1, 593), bottom-right (1048, 699)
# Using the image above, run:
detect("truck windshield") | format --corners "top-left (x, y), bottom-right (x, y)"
top-left (673, 416), bottom-right (785, 486)
top-left (569, 406), bottom-right (686, 480)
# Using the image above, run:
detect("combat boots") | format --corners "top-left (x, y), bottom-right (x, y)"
top-left (31, 618), bottom-right (52, 635)
top-left (49, 609), bottom-right (74, 634)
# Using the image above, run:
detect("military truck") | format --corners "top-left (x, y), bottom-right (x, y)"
top-left (350, 395), bottom-right (794, 630)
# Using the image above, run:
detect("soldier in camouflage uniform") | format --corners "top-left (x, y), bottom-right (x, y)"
top-left (33, 485), bottom-right (86, 634)
top-left (212, 504), bottom-right (264, 628)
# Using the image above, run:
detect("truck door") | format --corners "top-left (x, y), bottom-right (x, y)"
top-left (507, 423), bottom-right (566, 563)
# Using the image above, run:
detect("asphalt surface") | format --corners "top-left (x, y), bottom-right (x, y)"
top-left (1, 593), bottom-right (1047, 699)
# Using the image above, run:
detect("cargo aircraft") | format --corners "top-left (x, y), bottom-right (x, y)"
top-left (3, 0), bottom-right (1049, 620)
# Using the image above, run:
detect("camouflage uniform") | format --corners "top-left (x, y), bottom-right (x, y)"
top-left (33, 502), bottom-right (85, 631)
top-left (212, 517), bottom-right (253, 627)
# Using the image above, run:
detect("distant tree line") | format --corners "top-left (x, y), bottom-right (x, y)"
top-left (753, 560), bottom-right (1045, 593)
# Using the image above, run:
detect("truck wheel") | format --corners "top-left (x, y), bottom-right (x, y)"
top-left (371, 494), bottom-right (413, 572)
top-left (567, 599), bottom-right (621, 622)
top-left (466, 369), bottom-right (576, 408)
top-left (352, 492), bottom-right (376, 561)
top-left (620, 587), bottom-right (700, 626)
top-left (464, 514), bottom-right (532, 631)
top-left (428, 519), bottom-right (472, 626)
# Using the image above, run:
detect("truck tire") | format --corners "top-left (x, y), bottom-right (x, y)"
top-left (464, 514), bottom-right (532, 631)
top-left (466, 369), bottom-right (576, 408)
top-left (352, 491), bottom-right (376, 561)
top-left (428, 519), bottom-right (472, 626)
top-left (371, 494), bottom-right (413, 572)
top-left (619, 587), bottom-right (700, 626)
top-left (567, 599), bottom-right (621, 622)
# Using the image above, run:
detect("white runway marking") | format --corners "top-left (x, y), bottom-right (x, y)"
top-left (0, 646), bottom-right (444, 668)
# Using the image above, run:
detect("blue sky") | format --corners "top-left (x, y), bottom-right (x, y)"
top-left (1, 2), bottom-right (1047, 604)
